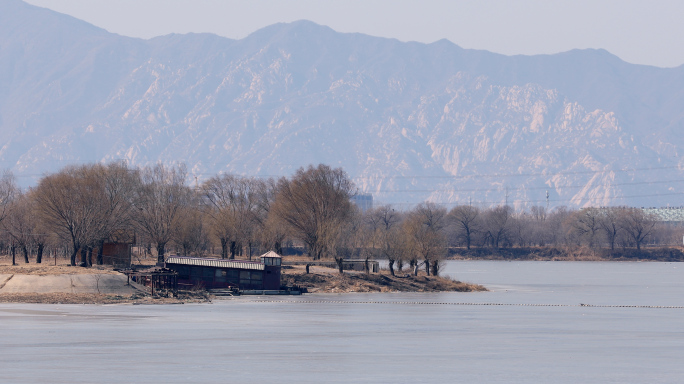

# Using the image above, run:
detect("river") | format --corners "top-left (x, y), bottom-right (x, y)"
top-left (1, 261), bottom-right (683, 383)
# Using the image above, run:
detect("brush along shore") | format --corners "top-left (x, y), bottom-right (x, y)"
top-left (0, 255), bottom-right (486, 304)
top-left (281, 264), bottom-right (487, 293)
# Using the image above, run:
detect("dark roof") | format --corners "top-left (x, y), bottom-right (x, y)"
top-left (166, 256), bottom-right (264, 271)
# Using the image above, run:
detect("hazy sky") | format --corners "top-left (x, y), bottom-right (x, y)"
top-left (23, 0), bottom-right (684, 68)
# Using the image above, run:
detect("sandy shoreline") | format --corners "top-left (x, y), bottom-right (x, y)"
top-left (0, 256), bottom-right (486, 304)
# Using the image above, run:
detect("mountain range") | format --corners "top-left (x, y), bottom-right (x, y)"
top-left (2, 0), bottom-right (684, 208)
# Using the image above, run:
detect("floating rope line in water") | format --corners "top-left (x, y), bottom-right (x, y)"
top-left (235, 300), bottom-right (684, 309)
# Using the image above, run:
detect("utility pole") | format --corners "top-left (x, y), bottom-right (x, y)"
top-left (546, 190), bottom-right (550, 214)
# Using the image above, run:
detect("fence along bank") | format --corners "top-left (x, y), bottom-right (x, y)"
top-left (164, 252), bottom-right (282, 291)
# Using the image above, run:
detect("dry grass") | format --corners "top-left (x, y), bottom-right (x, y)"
top-left (0, 253), bottom-right (486, 303)
top-left (0, 254), bottom-right (124, 275)
top-left (282, 264), bottom-right (487, 293)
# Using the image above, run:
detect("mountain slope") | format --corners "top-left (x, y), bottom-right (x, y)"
top-left (1, 1), bottom-right (683, 208)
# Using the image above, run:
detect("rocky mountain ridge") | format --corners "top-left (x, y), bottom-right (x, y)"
top-left (1, 0), bottom-right (683, 208)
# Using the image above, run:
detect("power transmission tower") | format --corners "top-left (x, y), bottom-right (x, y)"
top-left (546, 190), bottom-right (550, 213)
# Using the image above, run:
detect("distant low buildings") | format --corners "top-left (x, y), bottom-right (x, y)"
top-left (642, 207), bottom-right (684, 225)
top-left (352, 193), bottom-right (373, 212)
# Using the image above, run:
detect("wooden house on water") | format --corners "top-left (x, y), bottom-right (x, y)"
top-left (164, 252), bottom-right (282, 290)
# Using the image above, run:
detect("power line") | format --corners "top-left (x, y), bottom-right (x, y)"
top-left (352, 165), bottom-right (681, 181)
top-left (381, 190), bottom-right (684, 208)
top-left (7, 163), bottom-right (681, 182)
top-left (367, 178), bottom-right (684, 194)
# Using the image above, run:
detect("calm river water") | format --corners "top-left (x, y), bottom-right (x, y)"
top-left (1, 261), bottom-right (683, 383)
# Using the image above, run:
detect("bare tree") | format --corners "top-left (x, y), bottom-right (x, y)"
top-left (448, 205), bottom-right (480, 250)
top-left (261, 212), bottom-right (288, 255)
top-left (483, 205), bottom-right (512, 248)
top-left (598, 207), bottom-right (622, 250)
top-left (510, 212), bottom-right (533, 247)
top-left (528, 206), bottom-right (549, 246)
top-left (0, 171), bottom-right (17, 264)
top-left (571, 207), bottom-right (602, 248)
top-left (29, 203), bottom-right (50, 264)
top-left (94, 162), bottom-right (139, 264)
top-left (619, 207), bottom-right (657, 251)
top-left (530, 206), bottom-right (547, 222)
top-left (329, 208), bottom-right (364, 274)
top-left (3, 192), bottom-right (37, 264)
top-left (367, 205), bottom-right (403, 276)
top-left (174, 199), bottom-right (210, 256)
top-left (133, 164), bottom-right (192, 263)
top-left (403, 203), bottom-right (447, 276)
top-left (271, 164), bottom-right (355, 260)
top-left (546, 206), bottom-right (573, 247)
top-left (202, 175), bottom-right (269, 259)
top-left (0, 170), bottom-right (16, 224)
top-left (253, 178), bottom-right (287, 254)
top-left (33, 165), bottom-right (111, 266)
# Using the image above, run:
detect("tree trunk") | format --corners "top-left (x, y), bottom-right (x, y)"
top-left (36, 244), bottom-right (44, 264)
top-left (87, 247), bottom-right (93, 267)
top-left (157, 243), bottom-right (166, 264)
top-left (229, 241), bottom-right (237, 259)
top-left (425, 259), bottom-right (430, 276)
top-left (220, 238), bottom-right (228, 259)
top-left (80, 247), bottom-right (88, 267)
top-left (97, 241), bottom-right (104, 265)
top-left (70, 247), bottom-right (78, 266)
top-left (335, 257), bottom-right (344, 274)
top-left (388, 259), bottom-right (395, 276)
top-left (305, 263), bottom-right (312, 274)
top-left (11, 245), bottom-right (16, 266)
top-left (22, 246), bottom-right (29, 263)
top-left (308, 241), bottom-right (323, 261)
top-left (431, 259), bottom-right (440, 276)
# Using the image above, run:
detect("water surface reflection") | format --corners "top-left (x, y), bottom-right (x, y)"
top-left (1, 261), bottom-right (682, 383)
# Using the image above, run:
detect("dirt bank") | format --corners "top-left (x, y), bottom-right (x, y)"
top-left (0, 263), bottom-right (120, 275)
top-left (0, 257), bottom-right (210, 304)
top-left (0, 255), bottom-right (486, 303)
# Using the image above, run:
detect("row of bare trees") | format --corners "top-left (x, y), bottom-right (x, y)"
top-left (447, 204), bottom-right (668, 251)
top-left (0, 163), bottom-right (357, 269)
top-left (0, 163), bottom-right (676, 274)
top-left (0, 163), bottom-right (191, 266)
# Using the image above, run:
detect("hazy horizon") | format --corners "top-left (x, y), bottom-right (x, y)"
top-left (22, 0), bottom-right (684, 68)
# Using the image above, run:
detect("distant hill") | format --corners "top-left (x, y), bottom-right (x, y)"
top-left (1, 0), bottom-right (684, 208)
